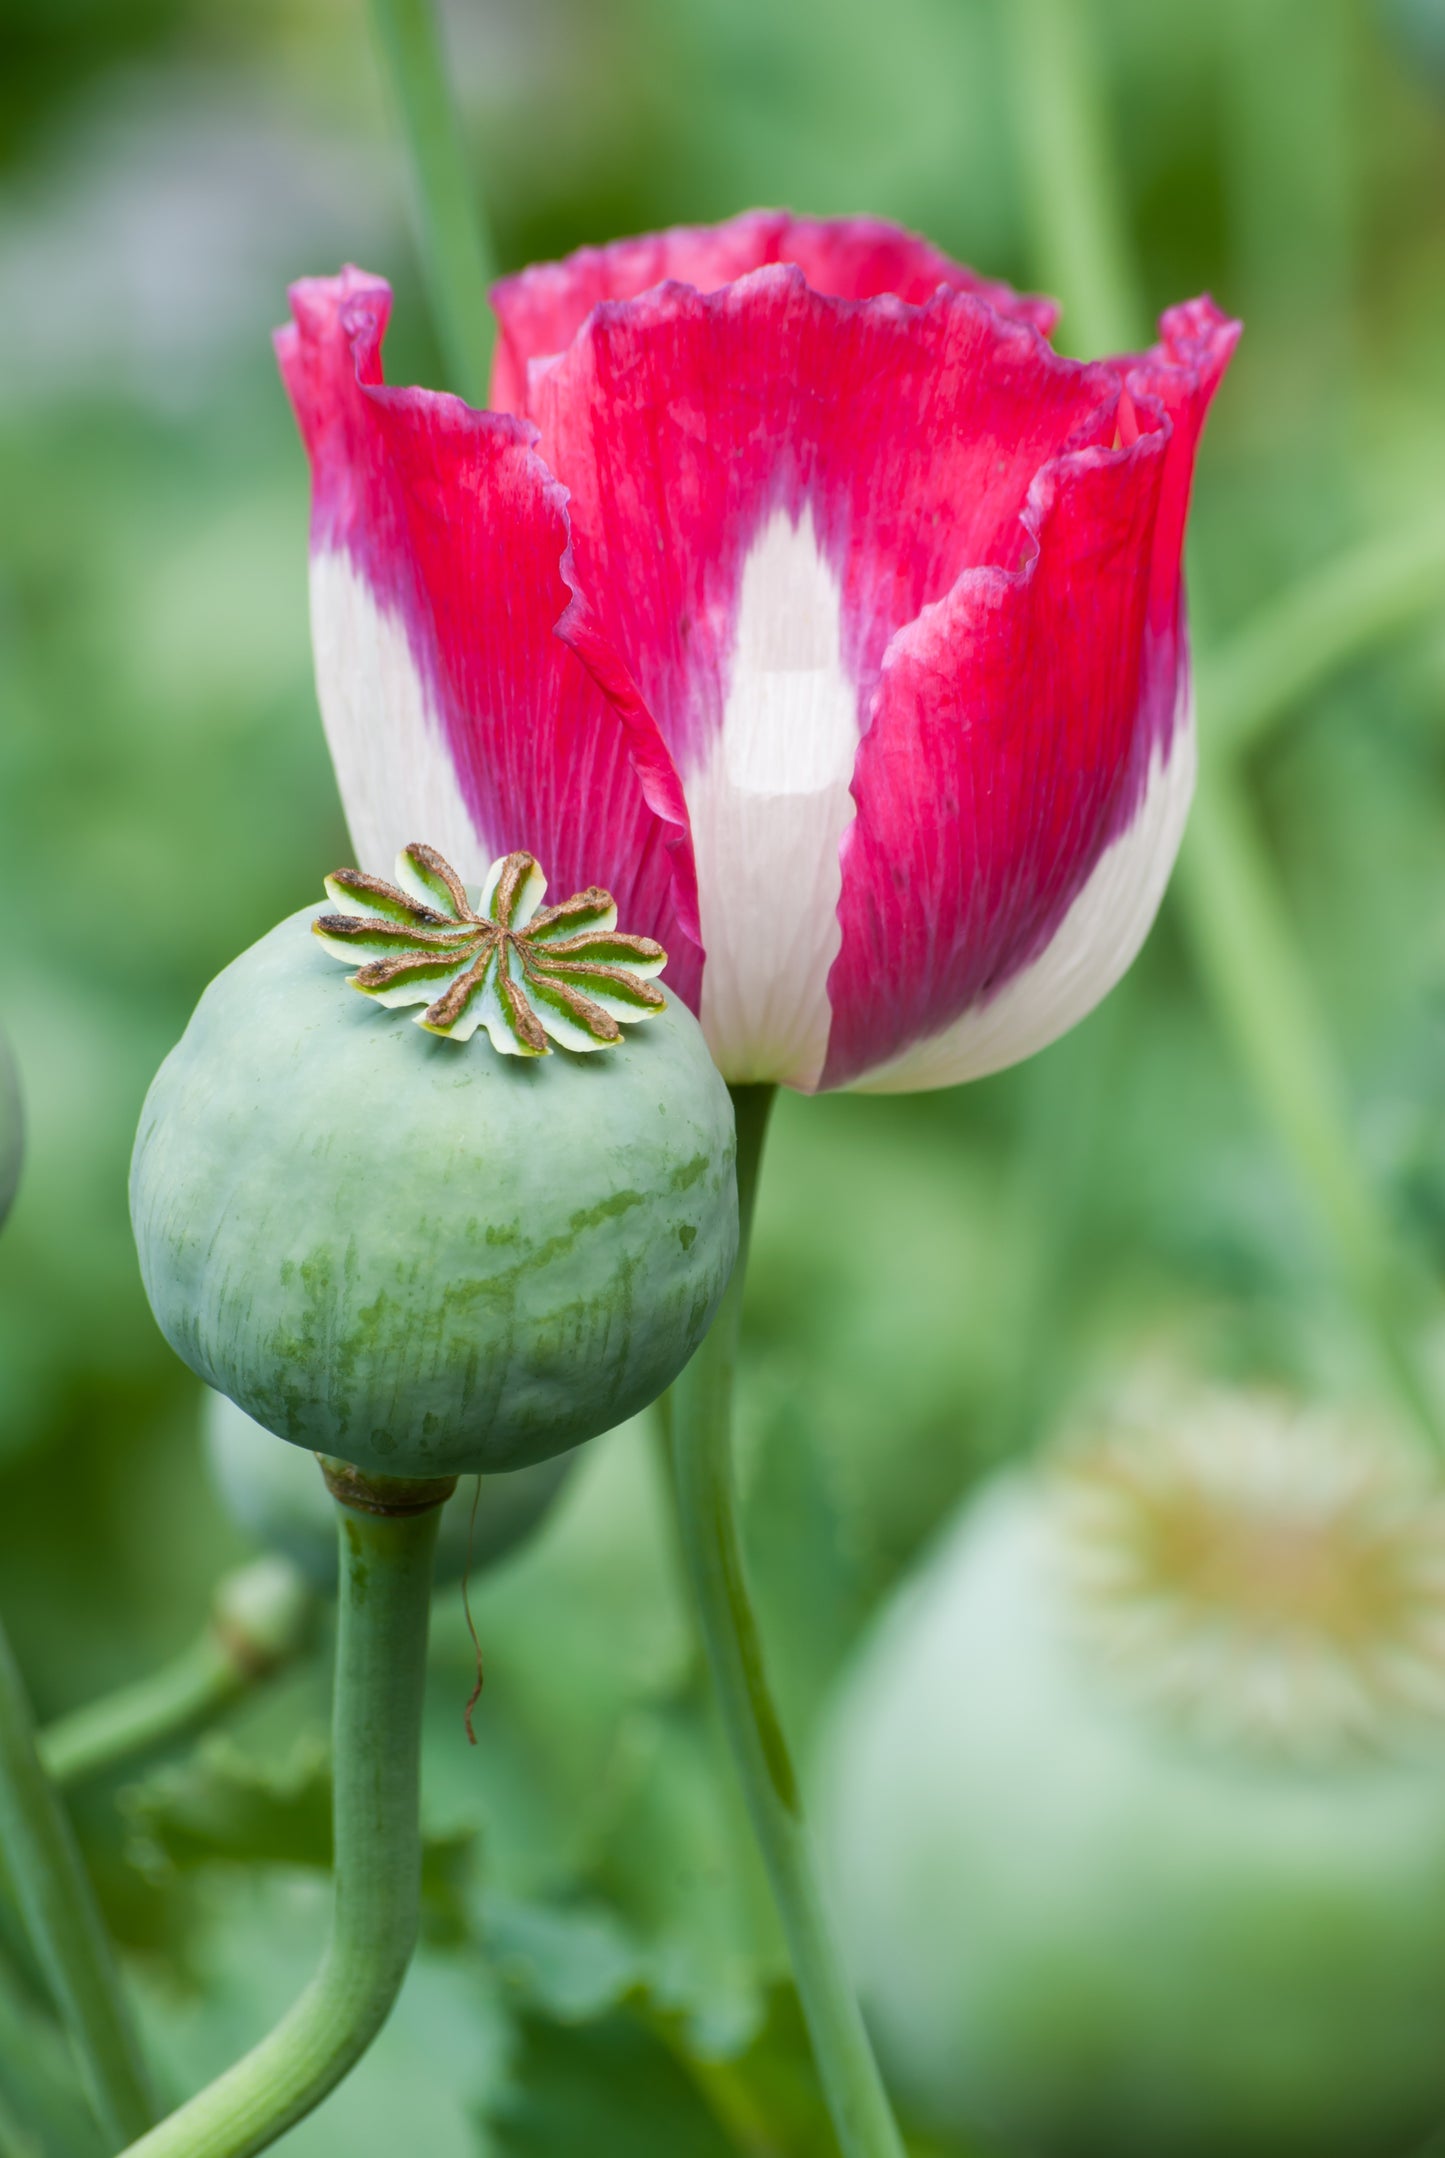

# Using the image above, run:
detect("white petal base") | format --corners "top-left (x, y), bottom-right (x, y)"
top-left (689, 508), bottom-right (861, 1089)
top-left (310, 550), bottom-right (489, 877)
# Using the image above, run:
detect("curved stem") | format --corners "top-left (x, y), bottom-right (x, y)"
top-left (368, 0), bottom-right (497, 404)
top-left (666, 1087), bottom-right (905, 2158)
top-left (120, 1475), bottom-right (449, 2158)
top-left (0, 1612), bottom-right (154, 2146)
top-left (40, 1561), bottom-right (315, 1792)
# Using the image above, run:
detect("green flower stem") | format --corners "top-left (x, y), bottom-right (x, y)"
top-left (1202, 515), bottom-right (1445, 758)
top-left (667, 1085), bottom-right (906, 2158)
top-left (39, 1561), bottom-right (316, 1792)
top-left (369, 0), bottom-right (497, 404)
top-left (0, 1612), bottom-right (154, 2147)
top-left (119, 1476), bottom-right (449, 2158)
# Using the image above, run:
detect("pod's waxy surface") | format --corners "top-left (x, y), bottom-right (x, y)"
top-left (132, 910), bottom-right (736, 1477)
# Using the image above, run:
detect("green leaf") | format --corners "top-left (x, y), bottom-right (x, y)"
top-left (121, 1736), bottom-right (333, 1878)
top-left (121, 1736), bottom-right (477, 1935)
top-left (587, 1691), bottom-right (783, 2058)
top-left (479, 1895), bottom-right (642, 2024)
top-left (134, 1870), bottom-right (507, 2156)
top-left (487, 2010), bottom-right (736, 2158)
top-left (420, 1416), bottom-right (691, 1900)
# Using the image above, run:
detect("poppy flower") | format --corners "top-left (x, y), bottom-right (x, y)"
top-left (276, 210), bottom-right (1236, 1093)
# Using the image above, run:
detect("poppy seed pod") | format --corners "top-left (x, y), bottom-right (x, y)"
top-left (131, 865), bottom-right (737, 1480)
top-left (204, 1388), bottom-right (572, 1590)
top-left (819, 1394), bottom-right (1445, 2158)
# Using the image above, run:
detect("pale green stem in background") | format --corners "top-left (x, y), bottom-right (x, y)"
top-left (1004, 0), bottom-right (1443, 1453)
top-left (368, 0), bottom-right (497, 403)
top-left (119, 1485), bottom-right (446, 2158)
top-left (39, 1561), bottom-right (315, 1792)
top-left (40, 1637), bottom-right (248, 1793)
top-left (1204, 517), bottom-right (1445, 759)
top-left (667, 1087), bottom-right (907, 2158)
top-left (0, 1613), bottom-right (154, 2147)
top-left (1003, 0), bottom-right (1146, 352)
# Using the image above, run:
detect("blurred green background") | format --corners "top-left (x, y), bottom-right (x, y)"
top-left (1, 0), bottom-right (1444, 2149)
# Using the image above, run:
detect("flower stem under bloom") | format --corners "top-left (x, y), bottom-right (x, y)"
top-left (666, 1086), bottom-right (907, 2158)
top-left (0, 1612), bottom-right (155, 2146)
top-left (119, 1472), bottom-right (448, 2158)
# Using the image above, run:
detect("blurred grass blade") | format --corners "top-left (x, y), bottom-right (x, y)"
top-left (0, 1617), bottom-right (154, 2147)
top-left (368, 0), bottom-right (497, 403)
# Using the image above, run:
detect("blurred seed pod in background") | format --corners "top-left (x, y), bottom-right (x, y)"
top-left (204, 1388), bottom-right (575, 1592)
top-left (818, 1388), bottom-right (1445, 2158)
top-left (0, 1028), bottom-right (22, 1232)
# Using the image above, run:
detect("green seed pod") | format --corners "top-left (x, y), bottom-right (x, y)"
top-left (130, 854), bottom-right (737, 1479)
top-left (819, 1392), bottom-right (1445, 2158)
top-left (0, 1027), bottom-right (21, 1232)
top-left (204, 1388), bottom-right (571, 1590)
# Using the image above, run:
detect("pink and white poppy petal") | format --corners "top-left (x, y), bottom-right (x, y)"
top-left (539, 270), bottom-right (1119, 1085)
top-left (848, 701), bottom-right (1197, 1092)
top-left (274, 268), bottom-right (700, 1004)
top-left (490, 208), bottom-right (1057, 413)
top-left (824, 306), bottom-right (1238, 1094)
top-left (1124, 298), bottom-right (1242, 668)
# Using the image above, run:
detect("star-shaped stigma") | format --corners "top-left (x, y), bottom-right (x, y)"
top-left (313, 844), bottom-right (668, 1056)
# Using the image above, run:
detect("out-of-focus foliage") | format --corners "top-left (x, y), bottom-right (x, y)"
top-left (0, 0), bottom-right (1443, 2150)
